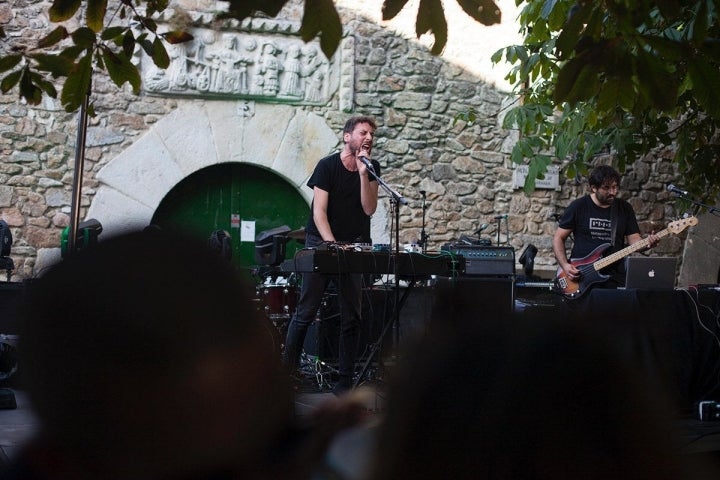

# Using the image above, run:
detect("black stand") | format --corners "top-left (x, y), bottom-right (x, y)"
top-left (672, 191), bottom-right (720, 217)
top-left (418, 190), bottom-right (429, 254)
top-left (354, 166), bottom-right (407, 388)
top-left (494, 214), bottom-right (509, 246)
top-left (68, 88), bottom-right (91, 255)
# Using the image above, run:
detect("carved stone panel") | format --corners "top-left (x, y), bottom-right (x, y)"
top-left (140, 21), bottom-right (348, 107)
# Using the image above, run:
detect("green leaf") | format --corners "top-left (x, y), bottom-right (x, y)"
top-left (37, 26), bottom-right (70, 49)
top-left (86, 0), bottom-right (108, 33)
top-left (49, 0), bottom-right (82, 22)
top-left (151, 0), bottom-right (169, 12)
top-left (687, 0), bottom-right (708, 46)
top-left (597, 77), bottom-right (632, 112)
top-left (101, 46), bottom-right (141, 94)
top-left (455, 0), bottom-right (501, 26)
top-left (641, 36), bottom-right (684, 62)
top-left (61, 53), bottom-right (92, 112)
top-left (416, 0), bottom-right (448, 55)
top-left (300, 0), bottom-right (343, 59)
top-left (122, 30), bottom-right (136, 57)
top-left (143, 18), bottom-right (158, 33)
top-left (60, 45), bottom-right (86, 61)
top-left (382, 0), bottom-right (411, 20)
top-left (71, 27), bottom-right (97, 49)
top-left (635, 53), bottom-right (678, 111)
top-left (511, 143), bottom-right (524, 164)
top-left (0, 69), bottom-right (22, 94)
top-left (101, 26), bottom-right (127, 41)
top-left (687, 56), bottom-right (720, 119)
top-left (29, 71), bottom-right (58, 98)
top-left (553, 54), bottom-right (584, 104)
top-left (19, 68), bottom-right (42, 105)
top-left (152, 37), bottom-right (170, 69)
top-left (655, 0), bottom-right (683, 20)
top-left (554, 3), bottom-right (588, 61)
top-left (139, 38), bottom-right (154, 57)
top-left (0, 54), bottom-right (22, 74)
top-left (146, 0), bottom-right (169, 16)
top-left (162, 30), bottom-right (194, 44)
top-left (30, 53), bottom-right (74, 77)
top-left (539, 0), bottom-right (558, 20)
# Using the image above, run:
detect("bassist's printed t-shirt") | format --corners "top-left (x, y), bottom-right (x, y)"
top-left (558, 194), bottom-right (640, 280)
top-left (588, 217), bottom-right (612, 243)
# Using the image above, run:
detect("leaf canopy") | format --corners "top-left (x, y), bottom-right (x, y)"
top-left (492, 0), bottom-right (720, 200)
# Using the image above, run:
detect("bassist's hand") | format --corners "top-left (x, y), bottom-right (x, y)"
top-left (646, 231), bottom-right (659, 249)
top-left (564, 263), bottom-right (581, 281)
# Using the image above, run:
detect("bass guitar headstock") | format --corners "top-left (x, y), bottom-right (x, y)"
top-left (667, 216), bottom-right (698, 234)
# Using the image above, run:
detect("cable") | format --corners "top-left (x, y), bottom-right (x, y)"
top-left (677, 287), bottom-right (720, 403)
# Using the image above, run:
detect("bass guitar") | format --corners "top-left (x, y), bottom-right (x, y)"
top-left (555, 216), bottom-right (698, 299)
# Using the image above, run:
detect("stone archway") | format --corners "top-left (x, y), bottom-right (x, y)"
top-left (86, 101), bottom-right (340, 236)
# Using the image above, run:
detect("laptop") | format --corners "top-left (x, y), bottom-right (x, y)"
top-left (624, 256), bottom-right (677, 290)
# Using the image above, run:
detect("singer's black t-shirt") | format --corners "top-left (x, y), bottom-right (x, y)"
top-left (305, 152), bottom-right (380, 243)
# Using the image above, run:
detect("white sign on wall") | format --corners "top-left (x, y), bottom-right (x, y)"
top-left (512, 165), bottom-right (561, 190)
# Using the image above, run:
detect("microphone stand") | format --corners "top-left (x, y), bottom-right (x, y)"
top-left (494, 214), bottom-right (509, 245)
top-left (419, 190), bottom-right (429, 254)
top-left (672, 192), bottom-right (720, 217)
top-left (354, 163), bottom-right (407, 388)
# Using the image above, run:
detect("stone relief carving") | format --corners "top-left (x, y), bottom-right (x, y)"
top-left (142, 28), bottom-right (335, 105)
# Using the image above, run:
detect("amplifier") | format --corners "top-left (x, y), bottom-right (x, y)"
top-left (442, 245), bottom-right (515, 277)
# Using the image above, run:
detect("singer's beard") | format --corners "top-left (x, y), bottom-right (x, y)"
top-left (350, 139), bottom-right (372, 157)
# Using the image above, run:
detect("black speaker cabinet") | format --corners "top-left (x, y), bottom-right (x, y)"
top-left (0, 282), bottom-right (25, 335)
top-left (431, 276), bottom-right (514, 326)
top-left (302, 285), bottom-right (436, 361)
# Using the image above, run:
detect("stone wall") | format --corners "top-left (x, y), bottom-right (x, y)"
top-left (0, 0), bottom-right (690, 282)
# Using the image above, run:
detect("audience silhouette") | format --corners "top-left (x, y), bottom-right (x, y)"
top-left (1, 230), bottom-right (363, 480)
top-left (368, 312), bottom-right (717, 480)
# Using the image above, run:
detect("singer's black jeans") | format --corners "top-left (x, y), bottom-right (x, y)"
top-left (283, 234), bottom-right (362, 382)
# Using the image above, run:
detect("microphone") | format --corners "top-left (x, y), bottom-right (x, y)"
top-left (474, 223), bottom-right (489, 234)
top-left (359, 156), bottom-right (375, 171)
top-left (667, 184), bottom-right (689, 196)
top-left (494, 214), bottom-right (508, 220)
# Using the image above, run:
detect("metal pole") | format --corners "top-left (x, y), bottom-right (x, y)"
top-left (68, 89), bottom-right (90, 255)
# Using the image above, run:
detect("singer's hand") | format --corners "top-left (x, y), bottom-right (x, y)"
top-left (357, 147), bottom-right (372, 174)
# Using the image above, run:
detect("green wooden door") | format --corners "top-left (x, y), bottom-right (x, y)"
top-left (152, 163), bottom-right (309, 278)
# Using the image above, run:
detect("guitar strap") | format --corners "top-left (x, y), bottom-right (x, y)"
top-left (610, 200), bottom-right (618, 248)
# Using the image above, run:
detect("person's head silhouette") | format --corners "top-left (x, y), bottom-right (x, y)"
top-left (16, 229), bottom-right (291, 479)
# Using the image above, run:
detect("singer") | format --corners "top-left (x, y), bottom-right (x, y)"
top-left (283, 115), bottom-right (380, 395)
top-left (552, 165), bottom-right (659, 290)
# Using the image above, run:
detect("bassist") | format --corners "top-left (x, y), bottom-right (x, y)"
top-left (553, 165), bottom-right (659, 291)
